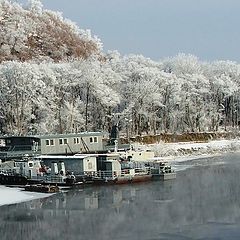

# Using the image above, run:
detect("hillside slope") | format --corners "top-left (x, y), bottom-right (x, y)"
top-left (0, 0), bottom-right (101, 62)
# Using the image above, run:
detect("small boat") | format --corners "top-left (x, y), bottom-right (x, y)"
top-left (24, 184), bottom-right (59, 193)
top-left (150, 162), bottom-right (176, 180)
top-left (91, 160), bottom-right (152, 185)
top-left (92, 174), bottom-right (153, 185)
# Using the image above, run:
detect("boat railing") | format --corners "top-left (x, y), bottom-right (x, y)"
top-left (0, 168), bottom-right (17, 175)
top-left (80, 167), bottom-right (156, 180)
top-left (149, 165), bottom-right (175, 174)
top-left (31, 175), bottom-right (66, 183)
top-left (134, 167), bottom-right (150, 175)
top-left (94, 170), bottom-right (118, 179)
top-left (87, 169), bottom-right (136, 180)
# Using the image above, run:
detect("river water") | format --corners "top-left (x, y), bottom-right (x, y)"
top-left (1, 153), bottom-right (240, 240)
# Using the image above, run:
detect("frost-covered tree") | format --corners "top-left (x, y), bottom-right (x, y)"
top-left (72, 58), bottom-right (121, 132)
top-left (0, 61), bottom-right (47, 134)
top-left (1, 1), bottom-right (240, 138)
top-left (0, 0), bottom-right (101, 62)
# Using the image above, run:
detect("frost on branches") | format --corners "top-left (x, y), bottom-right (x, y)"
top-left (0, 2), bottom-right (240, 137)
top-left (0, 0), bottom-right (101, 62)
top-left (1, 53), bottom-right (240, 137)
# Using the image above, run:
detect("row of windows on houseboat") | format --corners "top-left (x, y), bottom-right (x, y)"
top-left (45, 137), bottom-right (98, 146)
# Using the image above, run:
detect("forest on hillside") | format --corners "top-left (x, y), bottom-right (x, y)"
top-left (0, 1), bottom-right (240, 137)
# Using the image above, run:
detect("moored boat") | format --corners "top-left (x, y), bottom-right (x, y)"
top-left (0, 157), bottom-right (80, 187)
top-left (150, 162), bottom-right (176, 180)
top-left (24, 184), bottom-right (59, 193)
top-left (90, 159), bottom-right (152, 185)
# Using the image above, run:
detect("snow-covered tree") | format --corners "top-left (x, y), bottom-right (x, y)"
top-left (0, 0), bottom-right (101, 62)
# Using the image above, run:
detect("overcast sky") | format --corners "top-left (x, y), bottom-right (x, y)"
top-left (38, 0), bottom-right (240, 62)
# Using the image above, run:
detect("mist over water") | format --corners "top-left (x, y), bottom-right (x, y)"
top-left (1, 153), bottom-right (240, 240)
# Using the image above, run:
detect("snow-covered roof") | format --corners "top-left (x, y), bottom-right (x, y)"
top-left (34, 132), bottom-right (104, 139)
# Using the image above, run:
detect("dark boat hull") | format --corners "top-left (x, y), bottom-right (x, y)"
top-left (0, 174), bottom-right (28, 186)
top-left (92, 174), bottom-right (152, 185)
top-left (27, 177), bottom-right (78, 187)
top-left (152, 172), bottom-right (177, 180)
top-left (25, 184), bottom-right (59, 193)
top-left (0, 173), bottom-right (78, 187)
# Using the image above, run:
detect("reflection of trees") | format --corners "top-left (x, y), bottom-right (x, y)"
top-left (2, 157), bottom-right (240, 239)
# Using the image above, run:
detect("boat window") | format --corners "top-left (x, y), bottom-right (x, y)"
top-left (46, 139), bottom-right (50, 146)
top-left (94, 137), bottom-right (98, 143)
top-left (29, 162), bottom-right (33, 167)
top-left (59, 139), bottom-right (63, 145)
top-left (50, 139), bottom-right (54, 146)
top-left (64, 139), bottom-right (68, 144)
top-left (90, 137), bottom-right (93, 143)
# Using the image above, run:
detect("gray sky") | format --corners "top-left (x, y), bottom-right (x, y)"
top-left (39, 0), bottom-right (240, 62)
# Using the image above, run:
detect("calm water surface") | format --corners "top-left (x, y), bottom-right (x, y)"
top-left (1, 153), bottom-right (240, 240)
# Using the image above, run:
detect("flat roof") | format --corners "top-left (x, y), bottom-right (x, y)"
top-left (75, 153), bottom-right (120, 157)
top-left (35, 155), bottom-right (93, 159)
top-left (0, 132), bottom-right (104, 140)
top-left (35, 132), bottom-right (104, 139)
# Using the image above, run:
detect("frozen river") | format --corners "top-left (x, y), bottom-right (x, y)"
top-left (1, 153), bottom-right (240, 240)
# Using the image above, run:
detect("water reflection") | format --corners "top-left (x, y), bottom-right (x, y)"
top-left (1, 153), bottom-right (240, 239)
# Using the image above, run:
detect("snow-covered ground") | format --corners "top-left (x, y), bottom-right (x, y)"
top-left (149, 139), bottom-right (240, 160)
top-left (0, 139), bottom-right (239, 207)
top-left (0, 186), bottom-right (51, 207)
top-left (132, 139), bottom-right (240, 171)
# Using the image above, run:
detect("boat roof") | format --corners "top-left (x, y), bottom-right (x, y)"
top-left (0, 132), bottom-right (104, 140)
top-left (75, 153), bottom-right (120, 157)
top-left (35, 155), bottom-right (90, 159)
top-left (35, 132), bottom-right (104, 139)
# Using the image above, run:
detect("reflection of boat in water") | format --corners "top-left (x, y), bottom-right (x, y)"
top-left (21, 181), bottom-right (175, 214)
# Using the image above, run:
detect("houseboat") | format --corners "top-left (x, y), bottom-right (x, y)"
top-left (90, 158), bottom-right (176, 185)
top-left (0, 132), bottom-right (104, 160)
top-left (36, 152), bottom-right (176, 185)
top-left (37, 153), bottom-right (119, 184)
top-left (86, 159), bottom-right (150, 185)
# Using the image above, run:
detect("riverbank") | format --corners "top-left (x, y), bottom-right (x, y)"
top-left (149, 139), bottom-right (240, 159)
top-left (0, 139), bottom-right (239, 206)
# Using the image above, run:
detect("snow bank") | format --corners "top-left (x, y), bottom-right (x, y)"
top-left (0, 186), bottom-right (50, 207)
top-left (148, 139), bottom-right (240, 158)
